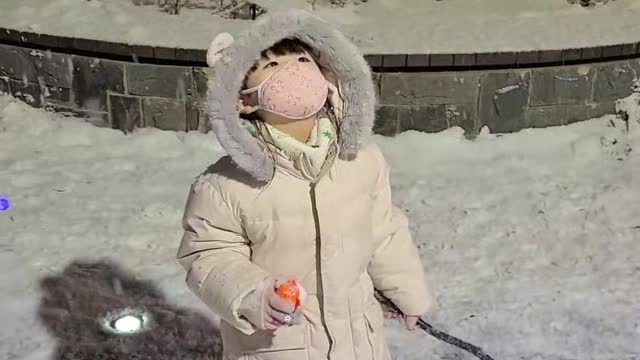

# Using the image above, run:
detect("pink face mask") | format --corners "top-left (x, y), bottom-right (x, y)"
top-left (240, 60), bottom-right (329, 120)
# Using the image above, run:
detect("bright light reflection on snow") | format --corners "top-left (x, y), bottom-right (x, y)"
top-left (113, 314), bottom-right (143, 333)
top-left (100, 308), bottom-right (150, 335)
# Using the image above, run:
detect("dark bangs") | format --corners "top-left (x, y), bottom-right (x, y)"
top-left (244, 38), bottom-right (316, 75)
top-left (262, 38), bottom-right (314, 58)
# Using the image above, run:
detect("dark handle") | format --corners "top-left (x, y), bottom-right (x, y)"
top-left (375, 291), bottom-right (496, 360)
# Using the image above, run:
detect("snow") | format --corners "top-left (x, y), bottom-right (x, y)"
top-left (1, 0), bottom-right (640, 54)
top-left (495, 85), bottom-right (521, 94)
top-left (1, 89), bottom-right (639, 359)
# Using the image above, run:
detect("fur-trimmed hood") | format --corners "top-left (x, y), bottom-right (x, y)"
top-left (205, 9), bottom-right (377, 183)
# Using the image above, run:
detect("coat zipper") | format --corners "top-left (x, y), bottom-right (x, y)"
top-left (309, 181), bottom-right (334, 359)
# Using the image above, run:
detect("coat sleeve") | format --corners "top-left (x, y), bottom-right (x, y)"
top-left (177, 176), bottom-right (271, 335)
top-left (367, 146), bottom-right (433, 316)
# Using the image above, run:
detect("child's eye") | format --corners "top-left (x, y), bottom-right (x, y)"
top-left (298, 56), bottom-right (311, 63)
top-left (264, 61), bottom-right (279, 68)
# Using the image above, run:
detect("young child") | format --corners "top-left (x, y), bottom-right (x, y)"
top-left (177, 10), bottom-right (431, 360)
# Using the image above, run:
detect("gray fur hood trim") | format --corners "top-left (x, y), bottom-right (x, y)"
top-left (206, 9), bottom-right (376, 183)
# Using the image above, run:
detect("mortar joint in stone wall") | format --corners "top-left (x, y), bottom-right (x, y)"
top-left (123, 63), bottom-right (129, 95)
top-left (106, 89), bottom-right (114, 128)
top-left (589, 65), bottom-right (598, 103)
top-left (474, 75), bottom-right (482, 134)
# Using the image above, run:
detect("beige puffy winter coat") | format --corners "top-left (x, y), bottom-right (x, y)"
top-left (177, 10), bottom-right (431, 360)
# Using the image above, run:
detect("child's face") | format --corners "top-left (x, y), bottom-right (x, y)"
top-left (239, 50), bottom-right (318, 124)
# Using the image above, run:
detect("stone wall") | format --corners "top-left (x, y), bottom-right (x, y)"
top-left (376, 60), bottom-right (640, 136)
top-left (1, 43), bottom-right (638, 136)
top-left (0, 44), bottom-right (208, 132)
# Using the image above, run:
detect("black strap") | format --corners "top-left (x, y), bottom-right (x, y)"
top-left (376, 292), bottom-right (496, 360)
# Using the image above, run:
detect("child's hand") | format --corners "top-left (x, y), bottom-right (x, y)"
top-left (376, 291), bottom-right (423, 331)
top-left (263, 276), bottom-right (305, 330)
top-left (383, 308), bottom-right (421, 331)
top-left (382, 307), bottom-right (403, 319)
top-left (263, 289), bottom-right (296, 329)
top-left (404, 315), bottom-right (420, 331)
top-left (380, 297), bottom-right (403, 320)
top-left (239, 275), bottom-right (306, 331)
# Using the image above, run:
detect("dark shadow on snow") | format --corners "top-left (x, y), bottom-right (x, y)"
top-left (37, 259), bottom-right (223, 360)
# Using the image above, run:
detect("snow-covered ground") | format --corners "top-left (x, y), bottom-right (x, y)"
top-left (0, 90), bottom-right (639, 359)
top-left (1, 0), bottom-right (640, 54)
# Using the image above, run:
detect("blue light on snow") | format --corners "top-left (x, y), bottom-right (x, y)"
top-left (0, 196), bottom-right (10, 211)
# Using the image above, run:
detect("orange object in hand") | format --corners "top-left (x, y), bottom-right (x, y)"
top-left (277, 280), bottom-right (301, 309)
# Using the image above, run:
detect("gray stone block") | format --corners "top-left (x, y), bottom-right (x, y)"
top-left (9, 80), bottom-right (42, 107)
top-left (399, 105), bottom-right (446, 133)
top-left (530, 65), bottom-right (595, 106)
top-left (153, 47), bottom-right (176, 60)
top-left (430, 54), bottom-right (453, 67)
top-left (109, 94), bottom-right (142, 132)
top-left (398, 103), bottom-right (475, 134)
top-left (380, 73), bottom-right (480, 106)
top-left (191, 99), bottom-right (211, 132)
top-left (479, 71), bottom-right (531, 133)
top-left (593, 60), bottom-right (640, 102)
top-left (175, 48), bottom-right (200, 62)
top-left (564, 103), bottom-right (615, 125)
top-left (130, 45), bottom-right (154, 59)
top-left (585, 101), bottom-right (616, 120)
top-left (476, 52), bottom-right (517, 66)
top-left (364, 55), bottom-right (382, 68)
top-left (524, 106), bottom-right (565, 129)
top-left (443, 103), bottom-right (476, 135)
top-left (407, 55), bottom-right (429, 67)
top-left (193, 67), bottom-right (214, 98)
top-left (524, 102), bottom-right (614, 128)
top-left (621, 43), bottom-right (638, 56)
top-left (563, 48), bottom-right (582, 62)
top-left (0, 28), bottom-right (21, 43)
top-left (21, 32), bottom-right (59, 49)
top-left (601, 45), bottom-right (624, 58)
top-left (0, 44), bottom-right (38, 83)
top-left (36, 51), bottom-right (73, 88)
top-left (373, 105), bottom-right (400, 136)
top-left (42, 85), bottom-right (72, 107)
top-left (73, 38), bottom-right (99, 53)
top-left (185, 98), bottom-right (201, 132)
top-left (454, 54), bottom-right (476, 67)
top-left (517, 51), bottom-right (539, 65)
top-left (127, 63), bottom-right (194, 98)
top-left (539, 50), bottom-right (562, 64)
top-left (0, 45), bottom-right (72, 88)
top-left (0, 77), bottom-right (10, 94)
top-left (196, 49), bottom-right (208, 64)
top-left (142, 97), bottom-right (187, 131)
top-left (581, 47), bottom-right (602, 61)
top-left (372, 72), bottom-right (381, 100)
top-left (48, 105), bottom-right (110, 128)
top-left (382, 55), bottom-right (406, 67)
top-left (72, 56), bottom-right (125, 112)
top-left (564, 105), bottom-right (590, 126)
top-left (93, 41), bottom-right (130, 58)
